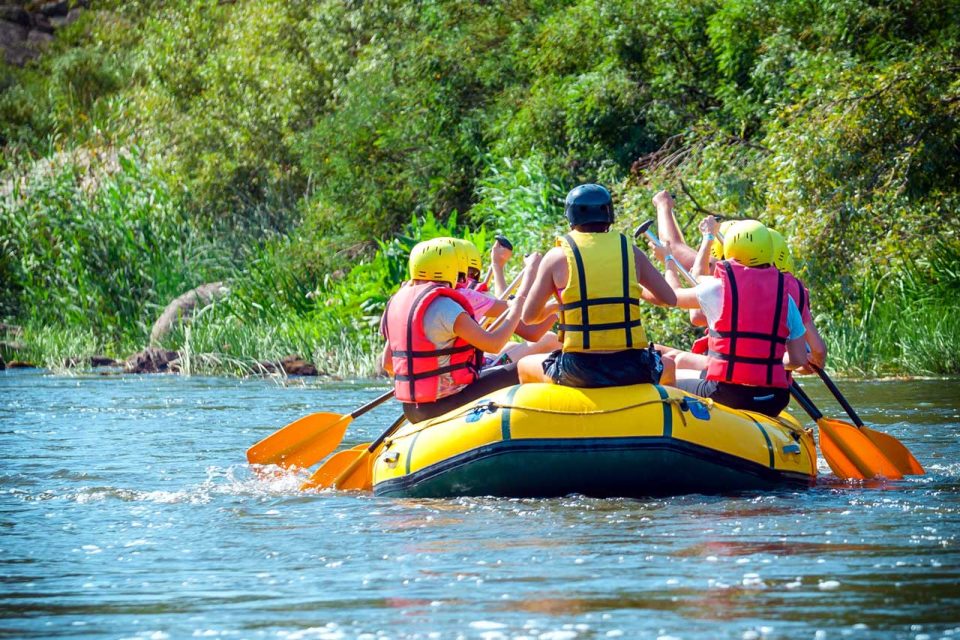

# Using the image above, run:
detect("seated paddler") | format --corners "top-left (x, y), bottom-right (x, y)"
top-left (381, 238), bottom-right (540, 423)
top-left (664, 220), bottom-right (809, 416)
top-left (516, 183), bottom-right (679, 387)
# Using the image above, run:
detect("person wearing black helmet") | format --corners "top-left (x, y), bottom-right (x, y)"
top-left (517, 184), bottom-right (680, 387)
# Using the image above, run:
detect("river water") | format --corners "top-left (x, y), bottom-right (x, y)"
top-left (1, 369), bottom-right (958, 640)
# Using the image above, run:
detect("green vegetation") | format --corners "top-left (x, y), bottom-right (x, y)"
top-left (1, 0), bottom-right (958, 377)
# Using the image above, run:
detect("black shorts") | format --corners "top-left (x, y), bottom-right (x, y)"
top-left (541, 347), bottom-right (663, 388)
top-left (402, 363), bottom-right (519, 423)
top-left (675, 377), bottom-right (790, 417)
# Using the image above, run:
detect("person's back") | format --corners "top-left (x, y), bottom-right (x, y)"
top-left (674, 221), bottom-right (808, 416)
top-left (518, 184), bottom-right (678, 387)
top-left (382, 239), bottom-right (541, 422)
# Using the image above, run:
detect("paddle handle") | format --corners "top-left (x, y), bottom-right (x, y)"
top-left (789, 382), bottom-right (824, 421)
top-left (813, 365), bottom-right (865, 428)
top-left (332, 414), bottom-right (406, 488)
top-left (636, 222), bottom-right (698, 286)
top-left (350, 388), bottom-right (395, 419)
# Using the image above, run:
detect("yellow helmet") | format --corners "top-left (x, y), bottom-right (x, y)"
top-left (768, 229), bottom-right (795, 272)
top-left (460, 240), bottom-right (483, 275)
top-left (711, 220), bottom-right (737, 261)
top-left (409, 238), bottom-right (458, 286)
top-left (448, 238), bottom-right (482, 279)
top-left (723, 220), bottom-right (773, 267)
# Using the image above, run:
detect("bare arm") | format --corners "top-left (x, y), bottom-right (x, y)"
top-left (635, 246), bottom-right (677, 307)
top-left (491, 242), bottom-right (512, 297)
top-left (805, 320), bottom-right (827, 368)
top-left (522, 247), bottom-right (565, 324)
top-left (784, 336), bottom-right (809, 370)
top-left (459, 253), bottom-right (541, 353)
top-left (381, 341), bottom-right (394, 376)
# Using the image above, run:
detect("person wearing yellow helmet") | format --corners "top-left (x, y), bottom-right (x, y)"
top-left (381, 239), bottom-right (542, 423)
top-left (442, 236), bottom-right (562, 366)
top-left (654, 220), bottom-right (809, 417)
top-left (768, 229), bottom-right (827, 372)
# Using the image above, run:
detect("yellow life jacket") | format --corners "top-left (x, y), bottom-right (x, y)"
top-left (557, 230), bottom-right (648, 352)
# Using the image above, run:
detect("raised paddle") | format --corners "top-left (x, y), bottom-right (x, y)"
top-left (635, 220), bottom-right (699, 285)
top-left (789, 381), bottom-right (903, 480)
top-left (812, 365), bottom-right (924, 475)
top-left (300, 414), bottom-right (407, 491)
top-left (246, 388), bottom-right (393, 468)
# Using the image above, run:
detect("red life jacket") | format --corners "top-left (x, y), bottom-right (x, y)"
top-left (706, 261), bottom-right (791, 388)
top-left (383, 283), bottom-right (482, 403)
top-left (783, 271), bottom-right (811, 324)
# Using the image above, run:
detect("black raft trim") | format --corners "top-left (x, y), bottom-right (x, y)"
top-left (374, 435), bottom-right (812, 498)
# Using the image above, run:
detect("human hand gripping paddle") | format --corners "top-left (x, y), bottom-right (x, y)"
top-left (634, 220), bottom-right (699, 285)
top-left (811, 365), bottom-right (923, 475)
top-left (300, 267), bottom-right (528, 492)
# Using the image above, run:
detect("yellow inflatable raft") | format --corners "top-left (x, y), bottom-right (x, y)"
top-left (372, 383), bottom-right (817, 498)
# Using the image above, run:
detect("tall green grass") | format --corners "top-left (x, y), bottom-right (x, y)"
top-left (820, 240), bottom-right (960, 376)
top-left (0, 148), bottom-right (228, 341)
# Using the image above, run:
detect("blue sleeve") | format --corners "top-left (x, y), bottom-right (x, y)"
top-left (787, 296), bottom-right (806, 341)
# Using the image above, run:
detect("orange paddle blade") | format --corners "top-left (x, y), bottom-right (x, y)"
top-left (818, 417), bottom-right (903, 480)
top-left (246, 412), bottom-right (351, 468)
top-left (299, 445), bottom-right (369, 491)
top-left (861, 426), bottom-right (925, 475)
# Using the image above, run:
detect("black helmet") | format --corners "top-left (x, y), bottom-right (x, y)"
top-left (564, 184), bottom-right (613, 226)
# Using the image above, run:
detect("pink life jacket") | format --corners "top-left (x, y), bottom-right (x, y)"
top-left (383, 283), bottom-right (482, 403)
top-left (706, 261), bottom-right (791, 388)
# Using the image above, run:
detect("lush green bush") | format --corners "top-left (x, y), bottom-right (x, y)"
top-left (1, 0), bottom-right (958, 376)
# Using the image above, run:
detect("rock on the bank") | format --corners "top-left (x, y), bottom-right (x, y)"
top-left (125, 347), bottom-right (179, 374)
top-left (150, 282), bottom-right (229, 344)
top-left (255, 355), bottom-right (319, 376)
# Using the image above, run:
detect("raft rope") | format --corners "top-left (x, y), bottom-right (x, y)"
top-left (384, 396), bottom-right (700, 446)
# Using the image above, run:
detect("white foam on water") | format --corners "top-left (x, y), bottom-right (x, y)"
top-left (470, 621), bottom-right (507, 630)
top-left (819, 580), bottom-right (841, 591)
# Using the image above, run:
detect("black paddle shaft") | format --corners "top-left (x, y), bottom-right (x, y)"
top-left (367, 414), bottom-right (407, 453)
top-left (789, 382), bottom-right (824, 421)
top-left (494, 235), bottom-right (513, 251)
top-left (814, 366), bottom-right (865, 428)
top-left (349, 389), bottom-right (394, 419)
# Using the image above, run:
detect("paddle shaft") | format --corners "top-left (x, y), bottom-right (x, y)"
top-left (481, 268), bottom-right (525, 330)
top-left (332, 414), bottom-right (407, 488)
top-left (813, 365), bottom-right (865, 427)
top-left (789, 381), bottom-right (824, 421)
top-left (642, 230), bottom-right (698, 285)
top-left (348, 388), bottom-right (394, 419)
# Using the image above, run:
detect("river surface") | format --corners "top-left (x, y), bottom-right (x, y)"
top-left (1, 370), bottom-right (958, 640)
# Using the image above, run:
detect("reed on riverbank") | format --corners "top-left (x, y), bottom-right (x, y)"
top-left (2, 0), bottom-right (958, 378)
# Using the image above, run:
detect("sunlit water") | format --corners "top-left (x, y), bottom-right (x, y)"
top-left (1, 369), bottom-right (958, 639)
